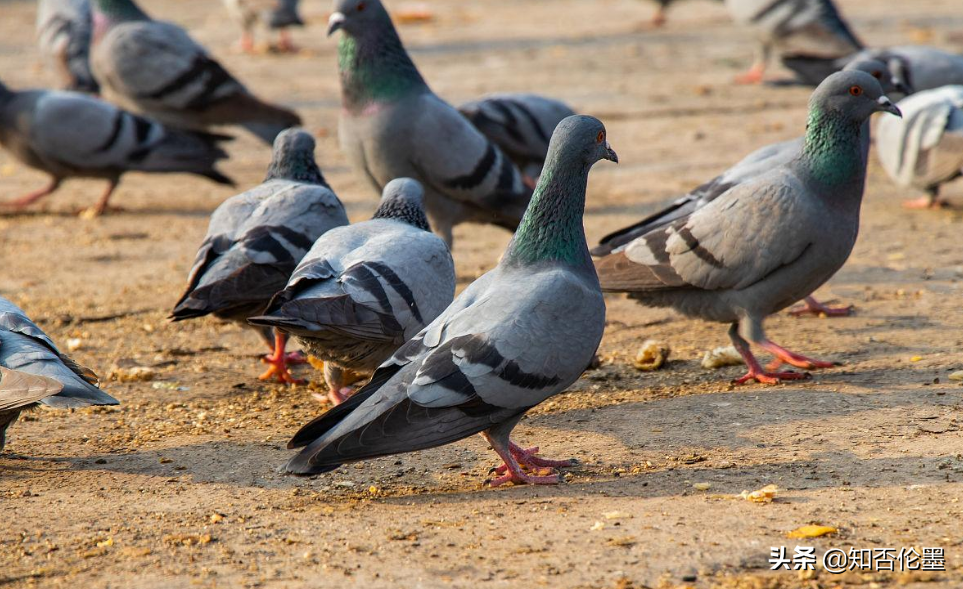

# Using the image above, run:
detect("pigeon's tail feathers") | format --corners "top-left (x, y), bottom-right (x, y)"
top-left (0, 367), bottom-right (63, 412)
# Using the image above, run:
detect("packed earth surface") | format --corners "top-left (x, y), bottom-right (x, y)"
top-left (2, 0), bottom-right (962, 587)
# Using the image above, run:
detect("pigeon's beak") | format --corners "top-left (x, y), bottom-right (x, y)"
top-left (876, 96), bottom-right (902, 117)
top-left (327, 12), bottom-right (345, 36)
top-left (603, 142), bottom-right (619, 163)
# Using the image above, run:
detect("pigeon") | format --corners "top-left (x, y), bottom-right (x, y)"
top-left (0, 296), bottom-right (118, 452)
top-left (593, 59), bottom-right (905, 317)
top-left (784, 46), bottom-right (963, 93)
top-left (249, 178), bottom-right (456, 405)
top-left (222, 0), bottom-right (303, 54)
top-left (876, 85), bottom-right (963, 209)
top-left (328, 0), bottom-right (533, 248)
top-left (0, 80), bottom-right (233, 215)
top-left (723, 0), bottom-right (862, 84)
top-left (640, 0), bottom-right (724, 27)
top-left (171, 129), bottom-right (349, 384)
top-left (284, 115), bottom-right (616, 485)
top-left (458, 93), bottom-right (576, 183)
top-left (89, 0), bottom-right (301, 145)
top-left (595, 71), bottom-right (901, 385)
top-left (36, 0), bottom-right (99, 93)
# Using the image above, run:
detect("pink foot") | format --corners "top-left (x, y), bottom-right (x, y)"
top-left (259, 332), bottom-right (305, 385)
top-left (284, 351), bottom-right (307, 365)
top-left (788, 296), bottom-right (854, 318)
top-left (733, 369), bottom-right (810, 385)
top-left (902, 195), bottom-right (947, 210)
top-left (487, 441), bottom-right (577, 485)
top-left (759, 340), bottom-right (839, 371)
top-left (735, 64), bottom-right (765, 84)
top-left (311, 386), bottom-right (353, 406)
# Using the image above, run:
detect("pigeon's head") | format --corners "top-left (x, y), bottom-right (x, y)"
top-left (328, 0), bottom-right (388, 36)
top-left (266, 129), bottom-right (327, 185)
top-left (373, 178), bottom-right (431, 231)
top-left (547, 115), bottom-right (618, 169)
top-left (843, 58), bottom-right (912, 97)
top-left (811, 70), bottom-right (901, 123)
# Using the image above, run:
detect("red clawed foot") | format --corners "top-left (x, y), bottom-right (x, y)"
top-left (487, 440), bottom-right (577, 486)
top-left (902, 195), bottom-right (948, 210)
top-left (733, 369), bottom-right (811, 385)
top-left (735, 63), bottom-right (765, 84)
top-left (259, 331), bottom-right (305, 385)
top-left (789, 296), bottom-right (854, 318)
top-left (759, 340), bottom-right (839, 371)
top-left (284, 351), bottom-right (306, 365)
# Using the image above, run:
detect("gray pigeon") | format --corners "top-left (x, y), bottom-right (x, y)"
top-left (171, 129), bottom-right (349, 384)
top-left (640, 0), bottom-right (724, 27)
top-left (36, 0), bottom-right (99, 93)
top-left (0, 296), bottom-right (118, 452)
top-left (593, 59), bottom-right (905, 317)
top-left (595, 71), bottom-right (901, 385)
top-left (327, 0), bottom-right (533, 248)
top-left (458, 93), bottom-right (576, 183)
top-left (724, 0), bottom-right (862, 84)
top-left (249, 178), bottom-right (456, 405)
top-left (284, 115), bottom-right (616, 485)
top-left (223, 0), bottom-right (303, 53)
top-left (0, 80), bottom-right (233, 215)
top-left (785, 46), bottom-right (963, 93)
top-left (89, 0), bottom-right (301, 145)
top-left (876, 85), bottom-right (963, 209)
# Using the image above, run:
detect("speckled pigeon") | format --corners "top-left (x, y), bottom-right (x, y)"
top-left (37, 0), bottom-right (99, 93)
top-left (284, 115), bottom-right (616, 485)
top-left (458, 93), bottom-right (576, 183)
top-left (593, 59), bottom-right (905, 317)
top-left (0, 80), bottom-right (233, 215)
top-left (785, 46), bottom-right (963, 93)
top-left (223, 0), bottom-right (303, 53)
top-left (327, 0), bottom-right (533, 248)
top-left (89, 0), bottom-right (301, 145)
top-left (876, 85), bottom-right (963, 209)
top-left (171, 129), bottom-right (348, 384)
top-left (0, 296), bottom-right (118, 452)
top-left (595, 71), bottom-right (901, 385)
top-left (724, 0), bottom-right (862, 84)
top-left (250, 178), bottom-right (456, 405)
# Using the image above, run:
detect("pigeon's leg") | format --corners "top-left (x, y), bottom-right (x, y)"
top-left (903, 187), bottom-right (948, 210)
top-left (88, 180), bottom-right (119, 216)
top-left (259, 330), bottom-right (306, 384)
top-left (490, 442), bottom-right (578, 475)
top-left (276, 29), bottom-right (297, 53)
top-left (758, 339), bottom-right (839, 371)
top-left (788, 296), bottom-right (854, 317)
top-left (3, 179), bottom-right (61, 209)
top-left (483, 421), bottom-right (561, 486)
top-left (239, 30), bottom-right (256, 54)
top-left (312, 362), bottom-right (356, 406)
top-left (735, 42), bottom-right (770, 84)
top-left (728, 322), bottom-right (810, 385)
top-left (651, 6), bottom-right (667, 27)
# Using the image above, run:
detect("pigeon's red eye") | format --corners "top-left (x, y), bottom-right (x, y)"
top-left (596, 131), bottom-right (604, 144)
top-left (357, 2), bottom-right (366, 11)
top-left (849, 85), bottom-right (863, 96)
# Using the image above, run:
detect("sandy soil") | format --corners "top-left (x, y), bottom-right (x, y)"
top-left (1, 0), bottom-right (962, 587)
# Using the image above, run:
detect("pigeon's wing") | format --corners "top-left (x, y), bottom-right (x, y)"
top-left (593, 137), bottom-right (803, 256)
top-left (458, 93), bottom-right (575, 166)
top-left (596, 172), bottom-right (816, 293)
top-left (95, 21), bottom-right (247, 114)
top-left (286, 268), bottom-right (604, 473)
top-left (876, 87), bottom-right (963, 188)
top-left (409, 93), bottom-right (533, 227)
top-left (255, 222), bottom-right (455, 343)
top-left (0, 367), bottom-right (63, 412)
top-left (172, 183), bottom-right (348, 319)
top-left (0, 298), bottom-right (116, 408)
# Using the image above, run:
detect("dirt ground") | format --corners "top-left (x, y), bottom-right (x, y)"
top-left (1, 0), bottom-right (962, 587)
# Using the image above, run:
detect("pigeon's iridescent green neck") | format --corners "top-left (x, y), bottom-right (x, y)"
top-left (505, 166), bottom-right (590, 267)
top-left (92, 0), bottom-right (148, 21)
top-left (337, 31), bottom-right (428, 111)
top-left (802, 107), bottom-right (864, 186)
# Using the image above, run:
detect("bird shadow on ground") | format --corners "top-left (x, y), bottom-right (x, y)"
top-left (38, 381), bottom-right (960, 497)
